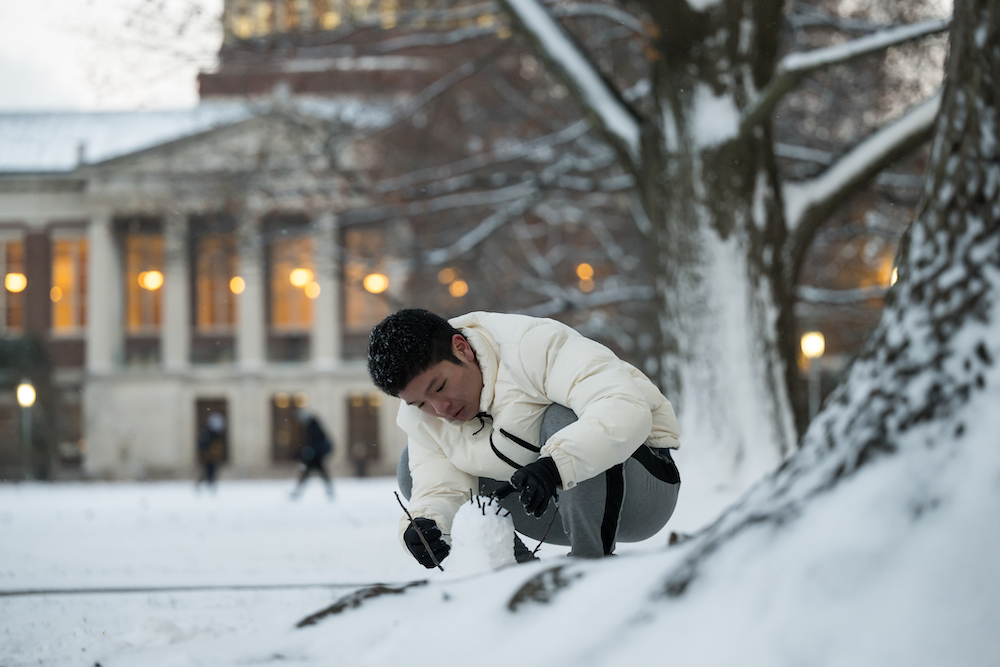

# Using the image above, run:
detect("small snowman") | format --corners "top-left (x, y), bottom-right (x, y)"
top-left (444, 494), bottom-right (518, 575)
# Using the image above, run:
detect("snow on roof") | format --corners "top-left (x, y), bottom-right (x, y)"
top-left (0, 104), bottom-right (253, 174)
top-left (0, 98), bottom-right (394, 174)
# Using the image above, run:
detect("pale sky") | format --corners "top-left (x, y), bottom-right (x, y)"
top-left (0, 0), bottom-right (223, 112)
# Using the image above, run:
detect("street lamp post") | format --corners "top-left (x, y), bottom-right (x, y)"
top-left (800, 332), bottom-right (826, 420)
top-left (16, 380), bottom-right (36, 476)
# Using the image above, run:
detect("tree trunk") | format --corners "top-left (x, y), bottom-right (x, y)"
top-left (663, 0), bottom-right (1000, 596)
top-left (641, 0), bottom-right (798, 489)
top-left (813, 0), bottom-right (999, 472)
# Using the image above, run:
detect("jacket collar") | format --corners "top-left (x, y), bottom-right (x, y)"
top-left (456, 323), bottom-right (498, 415)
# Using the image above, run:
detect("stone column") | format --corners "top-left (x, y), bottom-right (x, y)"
top-left (311, 212), bottom-right (340, 368)
top-left (236, 212), bottom-right (266, 369)
top-left (86, 213), bottom-right (123, 372)
top-left (162, 211), bottom-right (190, 370)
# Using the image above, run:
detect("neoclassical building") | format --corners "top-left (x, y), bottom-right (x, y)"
top-left (0, 99), bottom-right (417, 479)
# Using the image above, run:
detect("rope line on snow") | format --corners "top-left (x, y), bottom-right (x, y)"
top-left (0, 582), bottom-right (419, 598)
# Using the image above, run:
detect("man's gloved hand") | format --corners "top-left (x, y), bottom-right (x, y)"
top-left (509, 457), bottom-right (561, 518)
top-left (403, 517), bottom-right (450, 568)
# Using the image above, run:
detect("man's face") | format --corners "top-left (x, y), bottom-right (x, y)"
top-left (397, 334), bottom-right (483, 422)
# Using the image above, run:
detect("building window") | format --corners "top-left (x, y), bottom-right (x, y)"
top-left (124, 233), bottom-right (164, 334)
top-left (195, 233), bottom-right (238, 333)
top-left (342, 228), bottom-right (391, 357)
top-left (269, 235), bottom-right (315, 333)
top-left (271, 391), bottom-right (307, 461)
top-left (51, 237), bottom-right (88, 335)
top-left (1, 238), bottom-right (25, 332)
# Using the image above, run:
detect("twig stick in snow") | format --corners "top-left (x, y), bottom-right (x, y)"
top-left (394, 491), bottom-right (445, 571)
top-left (532, 506), bottom-right (560, 557)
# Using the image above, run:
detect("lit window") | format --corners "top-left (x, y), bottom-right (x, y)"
top-left (379, 0), bottom-right (398, 27)
top-left (321, 10), bottom-right (341, 29)
top-left (234, 15), bottom-right (254, 38)
top-left (125, 234), bottom-right (164, 333)
top-left (344, 228), bottom-right (391, 335)
top-left (352, 0), bottom-right (373, 20)
top-left (51, 237), bottom-right (88, 334)
top-left (270, 235), bottom-right (315, 332)
top-left (255, 0), bottom-right (273, 35)
top-left (283, 0), bottom-right (301, 30)
top-left (1, 239), bottom-right (25, 332)
top-left (196, 233), bottom-right (238, 333)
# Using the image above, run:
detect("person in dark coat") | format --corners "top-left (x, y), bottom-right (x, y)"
top-left (290, 409), bottom-right (334, 499)
top-left (196, 413), bottom-right (226, 491)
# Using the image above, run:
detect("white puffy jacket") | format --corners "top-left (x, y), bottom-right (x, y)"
top-left (397, 311), bottom-right (680, 543)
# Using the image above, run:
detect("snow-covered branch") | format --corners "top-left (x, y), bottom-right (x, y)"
top-left (497, 0), bottom-right (641, 169)
top-left (373, 120), bottom-right (590, 193)
top-left (740, 17), bottom-right (950, 136)
top-left (548, 2), bottom-right (648, 36)
top-left (796, 284), bottom-right (888, 305)
top-left (519, 284), bottom-right (655, 317)
top-left (339, 181), bottom-right (539, 226)
top-left (423, 192), bottom-right (542, 265)
top-left (784, 92), bottom-right (940, 232)
top-left (375, 26), bottom-right (496, 53)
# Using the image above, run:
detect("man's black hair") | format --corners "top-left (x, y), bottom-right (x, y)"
top-left (367, 309), bottom-right (464, 396)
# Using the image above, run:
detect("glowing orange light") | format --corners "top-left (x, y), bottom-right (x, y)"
top-left (305, 281), bottom-right (321, 299)
top-left (17, 382), bottom-right (35, 408)
top-left (449, 280), bottom-right (469, 298)
top-left (438, 268), bottom-right (456, 284)
top-left (138, 270), bottom-right (164, 291)
top-left (576, 263), bottom-right (594, 280)
top-left (5, 273), bottom-right (26, 293)
top-left (50, 286), bottom-right (63, 302)
top-left (289, 268), bottom-right (313, 287)
top-left (230, 276), bottom-right (246, 294)
top-left (364, 273), bottom-right (389, 294)
top-left (801, 331), bottom-right (825, 359)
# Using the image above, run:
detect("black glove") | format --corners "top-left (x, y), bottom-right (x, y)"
top-left (509, 457), bottom-right (562, 518)
top-left (403, 517), bottom-right (450, 568)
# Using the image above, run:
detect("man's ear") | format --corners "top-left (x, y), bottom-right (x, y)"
top-left (452, 334), bottom-right (476, 363)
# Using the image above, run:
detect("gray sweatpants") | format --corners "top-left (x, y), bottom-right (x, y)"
top-left (397, 404), bottom-right (681, 558)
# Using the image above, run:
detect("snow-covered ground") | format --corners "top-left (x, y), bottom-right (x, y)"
top-left (0, 473), bottom-right (735, 666)
top-left (3, 433), bottom-right (997, 667)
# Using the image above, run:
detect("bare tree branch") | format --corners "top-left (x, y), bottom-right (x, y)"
top-left (373, 120), bottom-right (590, 193)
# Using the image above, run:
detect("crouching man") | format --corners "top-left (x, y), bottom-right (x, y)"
top-left (367, 309), bottom-right (682, 568)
